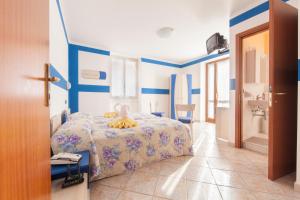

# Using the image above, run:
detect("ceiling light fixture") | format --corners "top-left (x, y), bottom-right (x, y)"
top-left (157, 27), bottom-right (174, 39)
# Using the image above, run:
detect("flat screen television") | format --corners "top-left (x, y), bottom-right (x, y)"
top-left (206, 33), bottom-right (228, 54)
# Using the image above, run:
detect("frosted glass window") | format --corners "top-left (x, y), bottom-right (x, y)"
top-left (217, 59), bottom-right (230, 108)
top-left (125, 60), bottom-right (137, 97)
top-left (111, 58), bottom-right (124, 97)
top-left (111, 57), bottom-right (138, 98)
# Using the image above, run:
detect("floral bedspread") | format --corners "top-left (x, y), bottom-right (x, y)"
top-left (51, 113), bottom-right (193, 181)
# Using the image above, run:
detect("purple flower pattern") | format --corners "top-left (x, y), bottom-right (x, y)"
top-left (160, 151), bottom-right (172, 160)
top-left (174, 136), bottom-right (185, 151)
top-left (102, 146), bottom-right (121, 168)
top-left (159, 132), bottom-right (170, 146)
top-left (125, 137), bottom-right (142, 152)
top-left (141, 127), bottom-right (154, 140)
top-left (124, 160), bottom-right (138, 171)
top-left (146, 145), bottom-right (155, 156)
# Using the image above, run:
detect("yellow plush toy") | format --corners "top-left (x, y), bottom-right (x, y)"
top-left (104, 112), bottom-right (118, 118)
top-left (108, 117), bottom-right (138, 129)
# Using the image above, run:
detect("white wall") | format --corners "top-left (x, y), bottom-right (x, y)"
top-left (49, 0), bottom-right (69, 117)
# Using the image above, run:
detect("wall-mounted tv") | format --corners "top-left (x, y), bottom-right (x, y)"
top-left (206, 33), bottom-right (228, 54)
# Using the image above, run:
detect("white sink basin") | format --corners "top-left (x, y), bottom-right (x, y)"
top-left (248, 100), bottom-right (268, 110)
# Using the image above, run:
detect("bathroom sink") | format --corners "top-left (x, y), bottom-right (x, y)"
top-left (248, 100), bottom-right (268, 110)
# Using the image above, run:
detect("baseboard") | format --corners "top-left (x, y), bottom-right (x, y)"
top-left (294, 182), bottom-right (300, 192)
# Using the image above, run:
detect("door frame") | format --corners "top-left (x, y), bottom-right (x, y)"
top-left (235, 22), bottom-right (269, 148)
top-left (205, 57), bottom-right (230, 123)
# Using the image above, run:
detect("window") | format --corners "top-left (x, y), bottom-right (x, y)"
top-left (216, 59), bottom-right (230, 108)
top-left (111, 57), bottom-right (138, 97)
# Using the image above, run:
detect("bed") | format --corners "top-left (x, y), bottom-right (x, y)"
top-left (51, 112), bottom-right (193, 181)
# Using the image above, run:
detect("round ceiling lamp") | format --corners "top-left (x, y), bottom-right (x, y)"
top-left (157, 27), bottom-right (174, 39)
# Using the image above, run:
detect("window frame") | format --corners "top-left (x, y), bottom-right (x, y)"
top-left (110, 56), bottom-right (139, 99)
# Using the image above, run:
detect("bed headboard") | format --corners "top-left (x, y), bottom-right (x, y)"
top-left (50, 110), bottom-right (68, 136)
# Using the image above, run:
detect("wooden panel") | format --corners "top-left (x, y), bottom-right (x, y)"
top-left (268, 0), bottom-right (298, 180)
top-left (0, 0), bottom-right (50, 199)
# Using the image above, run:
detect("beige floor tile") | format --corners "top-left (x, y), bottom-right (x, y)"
top-left (159, 162), bottom-right (186, 177)
top-left (152, 197), bottom-right (169, 200)
top-left (207, 158), bottom-right (234, 171)
top-left (186, 180), bottom-right (222, 200)
top-left (90, 184), bottom-right (121, 200)
top-left (218, 186), bottom-right (256, 200)
top-left (184, 166), bottom-right (215, 184)
top-left (154, 176), bottom-right (187, 200)
top-left (117, 191), bottom-right (152, 200)
top-left (254, 191), bottom-right (296, 200)
top-left (189, 156), bottom-right (209, 167)
top-left (211, 169), bottom-right (246, 188)
top-left (97, 173), bottom-right (131, 189)
top-left (240, 173), bottom-right (285, 194)
top-left (125, 171), bottom-right (158, 195)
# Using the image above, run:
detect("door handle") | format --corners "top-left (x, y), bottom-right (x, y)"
top-left (44, 64), bottom-right (60, 107)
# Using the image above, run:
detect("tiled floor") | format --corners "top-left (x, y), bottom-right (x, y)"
top-left (90, 123), bottom-right (300, 200)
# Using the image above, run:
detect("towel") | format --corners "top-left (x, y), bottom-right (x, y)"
top-left (104, 112), bottom-right (118, 118)
top-left (108, 117), bottom-right (138, 129)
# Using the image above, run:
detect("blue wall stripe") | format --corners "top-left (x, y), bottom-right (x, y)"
top-left (56, 0), bottom-right (69, 43)
top-left (192, 88), bottom-right (201, 95)
top-left (181, 51), bottom-right (230, 68)
top-left (298, 60), bottom-right (300, 81)
top-left (78, 85), bottom-right (110, 93)
top-left (187, 74), bottom-right (192, 118)
top-left (141, 58), bottom-right (182, 68)
top-left (49, 65), bottom-right (68, 90)
top-left (69, 45), bottom-right (79, 113)
top-left (230, 79), bottom-right (236, 91)
top-left (141, 88), bottom-right (170, 94)
top-left (73, 44), bottom-right (111, 56)
top-left (170, 74), bottom-right (177, 119)
top-left (69, 44), bottom-right (112, 113)
top-left (230, 0), bottom-right (289, 27)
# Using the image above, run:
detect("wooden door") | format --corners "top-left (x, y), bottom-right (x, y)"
top-left (268, 0), bottom-right (298, 180)
top-left (0, 0), bottom-right (50, 199)
top-left (206, 62), bottom-right (217, 123)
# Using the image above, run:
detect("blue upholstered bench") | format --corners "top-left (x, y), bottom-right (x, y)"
top-left (51, 150), bottom-right (90, 181)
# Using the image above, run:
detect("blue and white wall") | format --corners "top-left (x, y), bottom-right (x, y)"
top-left (228, 0), bottom-right (300, 187)
top-left (139, 59), bottom-right (181, 117)
top-left (68, 40), bottom-right (229, 120)
top-left (181, 53), bottom-right (229, 121)
top-left (49, 0), bottom-right (69, 117)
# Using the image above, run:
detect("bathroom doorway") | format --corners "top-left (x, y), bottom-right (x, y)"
top-left (235, 0), bottom-right (298, 181)
top-left (241, 29), bottom-right (270, 154)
